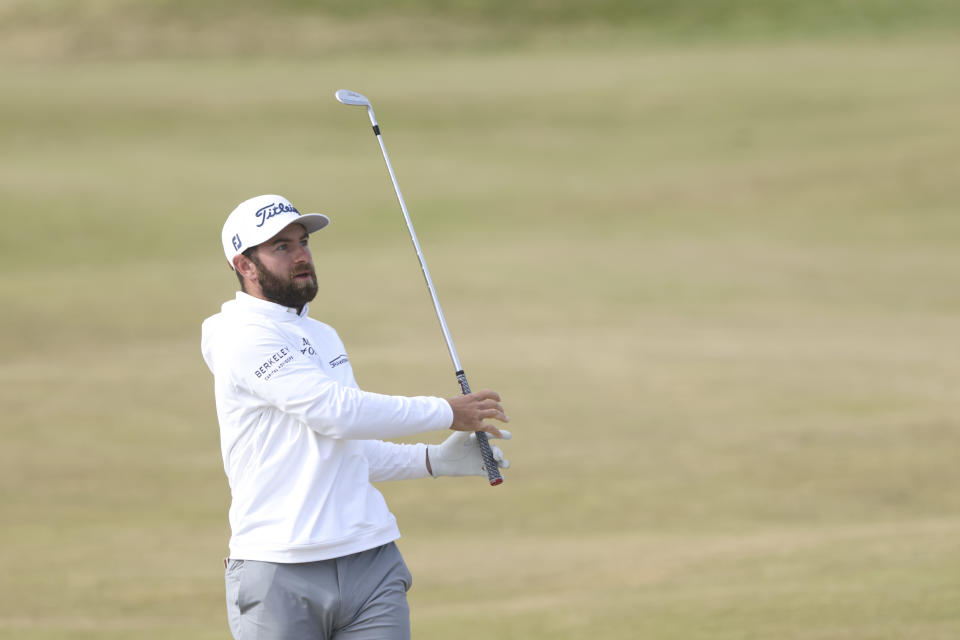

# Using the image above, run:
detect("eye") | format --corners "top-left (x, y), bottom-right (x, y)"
top-left (275, 243), bottom-right (287, 252)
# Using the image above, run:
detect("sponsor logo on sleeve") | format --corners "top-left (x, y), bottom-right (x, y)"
top-left (329, 354), bottom-right (349, 368)
top-left (253, 347), bottom-right (294, 381)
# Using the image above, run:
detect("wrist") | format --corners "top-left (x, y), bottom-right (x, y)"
top-left (445, 398), bottom-right (456, 428)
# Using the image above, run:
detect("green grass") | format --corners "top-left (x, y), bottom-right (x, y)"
top-left (1, 14), bottom-right (960, 640)
top-left (2, 0), bottom-right (960, 61)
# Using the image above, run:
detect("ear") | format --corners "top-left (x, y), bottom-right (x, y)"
top-left (233, 253), bottom-right (258, 284)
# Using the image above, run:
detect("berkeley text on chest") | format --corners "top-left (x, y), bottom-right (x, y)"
top-left (254, 347), bottom-right (294, 380)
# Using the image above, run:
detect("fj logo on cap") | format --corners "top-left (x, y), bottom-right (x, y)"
top-left (232, 234), bottom-right (242, 251)
top-left (255, 202), bottom-right (299, 228)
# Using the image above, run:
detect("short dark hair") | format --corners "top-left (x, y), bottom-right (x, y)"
top-left (235, 246), bottom-right (260, 291)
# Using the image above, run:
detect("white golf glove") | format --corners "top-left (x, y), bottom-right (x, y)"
top-left (427, 430), bottom-right (512, 478)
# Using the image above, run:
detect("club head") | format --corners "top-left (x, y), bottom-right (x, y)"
top-left (335, 89), bottom-right (371, 107)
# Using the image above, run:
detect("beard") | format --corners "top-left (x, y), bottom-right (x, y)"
top-left (251, 255), bottom-right (319, 309)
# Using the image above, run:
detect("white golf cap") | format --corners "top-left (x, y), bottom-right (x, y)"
top-left (221, 194), bottom-right (330, 268)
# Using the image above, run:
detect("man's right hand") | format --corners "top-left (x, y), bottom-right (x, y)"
top-left (447, 389), bottom-right (509, 438)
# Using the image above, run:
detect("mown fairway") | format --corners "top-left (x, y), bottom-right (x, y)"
top-left (1, 13), bottom-right (959, 639)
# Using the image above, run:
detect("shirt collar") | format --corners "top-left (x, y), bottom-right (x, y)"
top-left (233, 291), bottom-right (310, 319)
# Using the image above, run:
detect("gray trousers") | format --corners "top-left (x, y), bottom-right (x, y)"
top-left (225, 542), bottom-right (413, 640)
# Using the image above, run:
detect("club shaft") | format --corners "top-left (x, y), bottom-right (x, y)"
top-left (371, 128), bottom-right (461, 370)
top-left (363, 107), bottom-right (503, 486)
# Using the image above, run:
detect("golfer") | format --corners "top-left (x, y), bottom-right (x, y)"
top-left (201, 194), bottom-right (511, 639)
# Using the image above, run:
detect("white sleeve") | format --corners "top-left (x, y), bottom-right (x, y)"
top-left (226, 327), bottom-right (453, 440)
top-left (361, 440), bottom-right (431, 482)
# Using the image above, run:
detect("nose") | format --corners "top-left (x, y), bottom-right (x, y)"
top-left (292, 243), bottom-right (312, 265)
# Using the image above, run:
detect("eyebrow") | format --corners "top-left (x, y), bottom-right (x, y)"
top-left (268, 232), bottom-right (309, 246)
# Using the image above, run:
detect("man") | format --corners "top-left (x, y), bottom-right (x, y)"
top-left (201, 194), bottom-right (511, 639)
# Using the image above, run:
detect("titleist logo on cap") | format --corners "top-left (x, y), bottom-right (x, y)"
top-left (255, 202), bottom-right (299, 227)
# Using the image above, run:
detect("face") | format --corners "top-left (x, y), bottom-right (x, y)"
top-left (241, 223), bottom-right (318, 309)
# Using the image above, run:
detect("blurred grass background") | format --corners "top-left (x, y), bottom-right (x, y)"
top-left (2, 1), bottom-right (960, 638)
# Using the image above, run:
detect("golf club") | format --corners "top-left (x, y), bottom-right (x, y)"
top-left (335, 88), bottom-right (503, 486)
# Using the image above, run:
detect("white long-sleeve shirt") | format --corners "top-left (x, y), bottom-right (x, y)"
top-left (201, 292), bottom-right (453, 563)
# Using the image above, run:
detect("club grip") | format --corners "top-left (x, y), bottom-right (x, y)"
top-left (456, 370), bottom-right (504, 486)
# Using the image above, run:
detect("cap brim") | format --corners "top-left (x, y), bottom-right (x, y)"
top-left (298, 213), bottom-right (330, 233)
